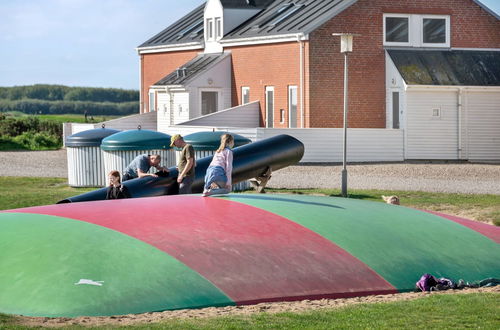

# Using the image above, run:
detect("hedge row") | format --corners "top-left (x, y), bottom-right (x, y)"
top-left (0, 84), bottom-right (139, 103)
top-left (0, 99), bottom-right (138, 116)
top-left (0, 115), bottom-right (62, 138)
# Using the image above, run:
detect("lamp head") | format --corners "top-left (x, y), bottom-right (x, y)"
top-left (332, 33), bottom-right (360, 53)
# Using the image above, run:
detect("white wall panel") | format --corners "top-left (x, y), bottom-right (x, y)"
top-left (177, 101), bottom-right (260, 128)
top-left (406, 91), bottom-right (458, 159)
top-left (466, 91), bottom-right (500, 161)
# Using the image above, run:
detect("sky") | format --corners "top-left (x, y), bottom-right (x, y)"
top-left (0, 0), bottom-right (498, 91)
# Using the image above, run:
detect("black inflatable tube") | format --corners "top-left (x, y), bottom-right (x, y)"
top-left (57, 134), bottom-right (304, 203)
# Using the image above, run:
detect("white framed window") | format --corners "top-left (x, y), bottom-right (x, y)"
top-left (288, 85), bottom-right (298, 128)
top-left (422, 15), bottom-right (450, 47)
top-left (200, 90), bottom-right (219, 116)
top-left (148, 91), bottom-right (155, 112)
top-left (384, 14), bottom-right (411, 46)
top-left (215, 17), bottom-right (222, 40)
top-left (280, 109), bottom-right (285, 124)
top-left (265, 86), bottom-right (274, 128)
top-left (431, 107), bottom-right (441, 119)
top-left (383, 14), bottom-right (450, 48)
top-left (206, 18), bottom-right (214, 40)
top-left (241, 86), bottom-right (250, 104)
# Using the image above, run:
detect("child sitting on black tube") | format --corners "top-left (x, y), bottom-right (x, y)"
top-left (106, 170), bottom-right (131, 199)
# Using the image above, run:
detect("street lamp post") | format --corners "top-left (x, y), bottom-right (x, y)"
top-left (332, 33), bottom-right (358, 198)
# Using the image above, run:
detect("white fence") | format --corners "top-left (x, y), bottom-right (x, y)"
top-left (66, 122), bottom-right (404, 163)
top-left (165, 126), bottom-right (404, 163)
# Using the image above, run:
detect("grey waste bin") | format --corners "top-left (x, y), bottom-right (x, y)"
top-left (100, 129), bottom-right (174, 180)
top-left (182, 131), bottom-right (252, 192)
top-left (66, 127), bottom-right (120, 187)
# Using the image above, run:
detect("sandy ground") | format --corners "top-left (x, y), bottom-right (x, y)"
top-left (14, 286), bottom-right (499, 328)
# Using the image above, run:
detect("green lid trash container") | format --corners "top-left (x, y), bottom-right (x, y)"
top-left (66, 127), bottom-right (120, 187)
top-left (100, 129), bottom-right (174, 180)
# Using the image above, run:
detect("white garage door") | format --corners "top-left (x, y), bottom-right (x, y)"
top-left (466, 91), bottom-right (500, 161)
top-left (406, 90), bottom-right (459, 160)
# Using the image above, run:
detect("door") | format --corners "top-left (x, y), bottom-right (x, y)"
top-left (201, 91), bottom-right (218, 116)
top-left (406, 90), bottom-right (458, 159)
top-left (265, 86), bottom-right (274, 128)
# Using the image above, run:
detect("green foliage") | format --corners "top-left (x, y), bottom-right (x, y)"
top-left (0, 115), bottom-right (61, 137)
top-left (0, 84), bottom-right (138, 102)
top-left (11, 132), bottom-right (61, 150)
top-left (0, 114), bottom-right (62, 150)
top-left (0, 99), bottom-right (138, 116)
top-left (0, 84), bottom-right (139, 116)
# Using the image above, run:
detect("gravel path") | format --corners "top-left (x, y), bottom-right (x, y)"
top-left (1, 150), bottom-right (499, 194)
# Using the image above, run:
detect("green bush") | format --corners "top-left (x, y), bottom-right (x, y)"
top-left (0, 99), bottom-right (138, 116)
top-left (0, 116), bottom-right (61, 137)
top-left (0, 115), bottom-right (62, 150)
top-left (0, 84), bottom-right (138, 103)
top-left (12, 132), bottom-right (61, 150)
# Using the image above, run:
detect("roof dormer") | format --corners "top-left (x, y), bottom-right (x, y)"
top-left (204, 0), bottom-right (265, 53)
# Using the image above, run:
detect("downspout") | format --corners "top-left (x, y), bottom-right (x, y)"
top-left (297, 34), bottom-right (305, 128)
top-left (457, 88), bottom-right (463, 160)
top-left (139, 55), bottom-right (144, 114)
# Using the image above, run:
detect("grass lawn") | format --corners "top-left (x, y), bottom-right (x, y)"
top-left (0, 177), bottom-right (498, 225)
top-left (0, 177), bottom-right (94, 210)
top-left (0, 292), bottom-right (498, 329)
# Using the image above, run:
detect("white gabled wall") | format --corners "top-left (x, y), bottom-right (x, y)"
top-left (188, 54), bottom-right (232, 119)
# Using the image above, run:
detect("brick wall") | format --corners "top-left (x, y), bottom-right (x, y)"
top-left (140, 50), bottom-right (199, 113)
top-left (309, 0), bottom-right (500, 128)
top-left (228, 42), bottom-right (302, 128)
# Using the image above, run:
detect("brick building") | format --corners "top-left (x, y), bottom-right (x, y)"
top-left (136, 0), bottom-right (500, 160)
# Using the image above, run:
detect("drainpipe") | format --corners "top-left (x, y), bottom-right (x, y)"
top-left (139, 55), bottom-right (144, 114)
top-left (297, 34), bottom-right (305, 128)
top-left (457, 88), bottom-right (463, 160)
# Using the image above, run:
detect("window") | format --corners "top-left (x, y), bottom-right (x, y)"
top-left (280, 109), bottom-right (285, 123)
top-left (206, 18), bottom-right (214, 40)
top-left (241, 87), bottom-right (250, 104)
top-left (149, 91), bottom-right (155, 112)
top-left (423, 18), bottom-right (446, 44)
top-left (432, 107), bottom-right (441, 118)
top-left (384, 14), bottom-right (449, 48)
top-left (201, 91), bottom-right (218, 115)
top-left (385, 16), bottom-right (409, 43)
top-left (288, 86), bottom-right (297, 128)
top-left (177, 21), bottom-right (203, 40)
top-left (265, 86), bottom-right (274, 128)
top-left (215, 17), bottom-right (222, 39)
top-left (392, 92), bottom-right (399, 129)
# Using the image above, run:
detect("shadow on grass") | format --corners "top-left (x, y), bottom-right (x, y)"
top-left (0, 138), bottom-right (29, 151)
top-left (230, 194), bottom-right (344, 209)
